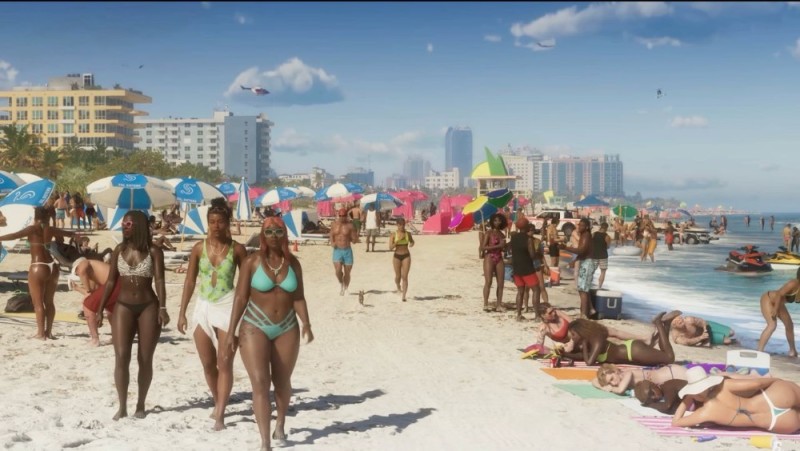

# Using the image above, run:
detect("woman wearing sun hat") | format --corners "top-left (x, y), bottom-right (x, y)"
top-left (673, 366), bottom-right (800, 434)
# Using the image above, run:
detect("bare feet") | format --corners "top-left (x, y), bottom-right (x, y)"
top-left (113, 409), bottom-right (127, 421)
top-left (339, 284), bottom-right (345, 296)
top-left (273, 421), bottom-right (287, 443)
top-left (789, 351), bottom-right (798, 358)
top-left (31, 334), bottom-right (46, 340)
top-left (213, 419), bottom-right (226, 431)
top-left (87, 339), bottom-right (100, 347)
top-left (516, 315), bottom-right (526, 322)
top-left (133, 410), bottom-right (146, 419)
top-left (495, 304), bottom-right (506, 313)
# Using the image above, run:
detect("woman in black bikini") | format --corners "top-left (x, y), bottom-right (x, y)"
top-left (481, 213), bottom-right (507, 312)
top-left (0, 206), bottom-right (77, 340)
top-left (96, 210), bottom-right (168, 420)
top-left (757, 267), bottom-right (800, 356)
top-left (389, 217), bottom-right (415, 302)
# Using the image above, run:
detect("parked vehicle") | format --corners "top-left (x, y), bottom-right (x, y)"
top-left (530, 209), bottom-right (581, 238)
top-left (722, 245), bottom-right (773, 274)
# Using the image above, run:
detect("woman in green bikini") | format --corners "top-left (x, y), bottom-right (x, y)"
top-left (224, 216), bottom-right (313, 450)
top-left (564, 310), bottom-right (681, 367)
top-left (177, 198), bottom-right (247, 430)
top-left (389, 217), bottom-right (415, 302)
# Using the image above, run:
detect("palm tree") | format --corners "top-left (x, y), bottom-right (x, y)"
top-left (0, 123), bottom-right (42, 170)
top-left (40, 146), bottom-right (65, 179)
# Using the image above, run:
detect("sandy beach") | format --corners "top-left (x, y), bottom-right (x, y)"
top-left (1, 229), bottom-right (799, 450)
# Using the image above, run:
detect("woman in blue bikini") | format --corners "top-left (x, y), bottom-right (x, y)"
top-left (177, 198), bottom-right (247, 430)
top-left (0, 206), bottom-right (78, 340)
top-left (674, 366), bottom-right (800, 434)
top-left (225, 216), bottom-right (313, 450)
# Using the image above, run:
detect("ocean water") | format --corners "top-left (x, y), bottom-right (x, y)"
top-left (601, 213), bottom-right (800, 355)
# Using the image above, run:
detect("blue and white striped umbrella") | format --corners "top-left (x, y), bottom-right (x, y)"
top-left (283, 210), bottom-right (309, 241)
top-left (360, 192), bottom-right (404, 211)
top-left (255, 187), bottom-right (299, 207)
top-left (0, 178), bottom-right (55, 207)
top-left (216, 182), bottom-right (239, 197)
top-left (291, 186), bottom-right (316, 198)
top-left (166, 178), bottom-right (225, 204)
top-left (0, 170), bottom-right (25, 195)
top-left (314, 182), bottom-right (364, 201)
top-left (234, 177), bottom-right (252, 221)
top-left (86, 173), bottom-right (176, 210)
top-left (177, 205), bottom-right (208, 235)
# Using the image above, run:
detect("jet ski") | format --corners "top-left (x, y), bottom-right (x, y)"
top-left (721, 245), bottom-right (773, 273)
top-left (765, 246), bottom-right (800, 271)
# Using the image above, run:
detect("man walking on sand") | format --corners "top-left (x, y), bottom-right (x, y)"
top-left (330, 208), bottom-right (358, 295)
top-left (348, 201), bottom-right (363, 243)
top-left (364, 204), bottom-right (381, 252)
top-left (563, 218), bottom-right (596, 319)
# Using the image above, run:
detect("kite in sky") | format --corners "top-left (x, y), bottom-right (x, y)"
top-left (240, 85), bottom-right (270, 96)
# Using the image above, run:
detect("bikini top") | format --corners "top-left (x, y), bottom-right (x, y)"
top-left (118, 252), bottom-right (154, 278)
top-left (251, 260), bottom-right (298, 293)
top-left (394, 231), bottom-right (410, 246)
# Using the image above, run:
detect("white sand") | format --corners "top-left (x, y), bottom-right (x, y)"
top-left (1, 229), bottom-right (799, 450)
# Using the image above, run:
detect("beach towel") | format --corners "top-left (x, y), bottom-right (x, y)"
top-left (541, 368), bottom-right (598, 381)
top-left (618, 398), bottom-right (670, 417)
top-left (633, 416), bottom-right (800, 440)
top-left (553, 383), bottom-right (627, 399)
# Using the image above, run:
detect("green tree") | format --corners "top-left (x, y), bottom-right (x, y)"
top-left (91, 149), bottom-right (174, 180)
top-left (39, 146), bottom-right (65, 179)
top-left (57, 166), bottom-right (91, 195)
top-left (172, 161), bottom-right (225, 183)
top-left (0, 123), bottom-right (42, 170)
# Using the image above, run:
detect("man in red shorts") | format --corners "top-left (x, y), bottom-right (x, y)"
top-left (509, 216), bottom-right (539, 321)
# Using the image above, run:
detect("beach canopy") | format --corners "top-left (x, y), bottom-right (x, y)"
top-left (0, 178), bottom-right (55, 208)
top-left (0, 170), bottom-right (25, 195)
top-left (177, 205), bottom-right (208, 235)
top-left (574, 194), bottom-right (609, 207)
top-left (314, 182), bottom-right (364, 201)
top-left (255, 187), bottom-right (299, 207)
top-left (216, 181), bottom-right (239, 197)
top-left (360, 192), bottom-right (403, 210)
top-left (87, 173), bottom-right (176, 210)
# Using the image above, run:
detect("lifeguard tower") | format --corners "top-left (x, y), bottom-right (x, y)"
top-left (470, 147), bottom-right (518, 197)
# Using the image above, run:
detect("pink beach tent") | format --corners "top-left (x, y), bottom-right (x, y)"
top-left (316, 200), bottom-right (334, 217)
top-left (422, 212), bottom-right (451, 234)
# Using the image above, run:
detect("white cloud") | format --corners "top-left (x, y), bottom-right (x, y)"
top-left (670, 115), bottom-right (709, 128)
top-left (271, 129), bottom-right (442, 161)
top-left (273, 128), bottom-right (311, 153)
top-left (200, 1), bottom-right (211, 9)
top-left (427, 43), bottom-right (434, 53)
top-left (0, 60), bottom-right (19, 89)
top-left (234, 13), bottom-right (251, 25)
top-left (636, 36), bottom-right (682, 49)
top-left (484, 34), bottom-right (502, 43)
top-left (225, 58), bottom-right (344, 106)
top-left (510, 2), bottom-right (673, 41)
top-left (790, 38), bottom-right (800, 59)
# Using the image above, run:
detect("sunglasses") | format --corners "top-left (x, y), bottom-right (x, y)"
top-left (122, 220), bottom-right (134, 228)
top-left (263, 228), bottom-right (285, 237)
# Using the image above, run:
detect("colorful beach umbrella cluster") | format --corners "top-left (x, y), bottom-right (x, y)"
top-left (449, 188), bottom-right (514, 231)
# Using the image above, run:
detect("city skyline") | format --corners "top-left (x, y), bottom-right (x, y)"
top-left (1, 2), bottom-right (800, 210)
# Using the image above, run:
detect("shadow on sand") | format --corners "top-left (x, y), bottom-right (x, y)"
top-left (287, 407), bottom-right (436, 445)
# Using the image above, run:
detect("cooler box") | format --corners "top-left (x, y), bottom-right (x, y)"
top-left (590, 289), bottom-right (623, 320)
top-left (726, 350), bottom-right (770, 376)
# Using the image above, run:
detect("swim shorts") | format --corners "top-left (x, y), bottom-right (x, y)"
top-left (576, 259), bottom-right (597, 293)
top-left (332, 247), bottom-right (354, 265)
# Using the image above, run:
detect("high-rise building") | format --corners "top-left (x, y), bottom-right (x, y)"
top-left (499, 145), bottom-right (545, 195)
top-left (0, 73), bottom-right (151, 151)
top-left (425, 168), bottom-right (460, 190)
top-left (134, 110), bottom-right (273, 184)
top-left (402, 155), bottom-right (431, 188)
top-left (445, 126), bottom-right (472, 187)
top-left (536, 154), bottom-right (623, 197)
top-left (342, 167), bottom-right (374, 187)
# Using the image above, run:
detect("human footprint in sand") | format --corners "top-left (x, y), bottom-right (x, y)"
top-left (225, 217), bottom-right (313, 450)
top-left (565, 310), bottom-right (681, 367)
top-left (177, 198), bottom-right (247, 430)
top-left (758, 267), bottom-right (800, 356)
top-left (329, 208), bottom-right (357, 296)
top-left (389, 218), bottom-right (414, 302)
top-left (0, 206), bottom-right (78, 340)
top-left (96, 211), bottom-right (169, 420)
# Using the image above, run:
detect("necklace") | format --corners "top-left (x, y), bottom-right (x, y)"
top-left (266, 256), bottom-right (285, 275)
top-left (208, 241), bottom-right (228, 258)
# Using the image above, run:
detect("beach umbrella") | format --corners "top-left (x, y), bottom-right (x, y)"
top-left (0, 170), bottom-right (25, 195)
top-left (86, 173), bottom-right (176, 210)
top-left (177, 205), bottom-right (208, 235)
top-left (314, 182), bottom-right (364, 201)
top-left (360, 192), bottom-right (404, 211)
top-left (216, 181), bottom-right (239, 197)
top-left (166, 177), bottom-right (225, 204)
top-left (448, 194), bottom-right (473, 209)
top-left (485, 188), bottom-right (514, 209)
top-left (13, 172), bottom-right (42, 184)
top-left (612, 205), bottom-right (638, 220)
top-left (255, 187), bottom-right (299, 207)
top-left (234, 177), bottom-right (252, 221)
top-left (462, 196), bottom-right (501, 224)
top-left (0, 178), bottom-right (55, 208)
top-left (448, 211), bottom-right (475, 232)
top-left (392, 190), bottom-right (429, 202)
top-left (227, 186), bottom-right (265, 202)
top-left (290, 186), bottom-right (316, 198)
top-left (282, 210), bottom-right (309, 240)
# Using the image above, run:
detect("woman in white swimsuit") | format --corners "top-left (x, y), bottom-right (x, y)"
top-left (0, 206), bottom-right (77, 340)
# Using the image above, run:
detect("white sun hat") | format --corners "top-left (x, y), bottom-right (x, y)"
top-left (678, 366), bottom-right (725, 399)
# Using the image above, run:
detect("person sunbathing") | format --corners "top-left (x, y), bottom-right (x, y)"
top-left (593, 363), bottom-right (689, 395)
top-left (564, 310), bottom-right (681, 367)
top-left (673, 367), bottom-right (800, 434)
top-left (634, 379), bottom-right (688, 414)
top-left (671, 314), bottom-right (736, 347)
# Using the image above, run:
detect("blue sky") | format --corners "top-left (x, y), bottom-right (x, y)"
top-left (2, 2), bottom-right (800, 211)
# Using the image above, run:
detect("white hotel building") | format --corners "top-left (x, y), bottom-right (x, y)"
top-left (134, 110), bottom-right (273, 184)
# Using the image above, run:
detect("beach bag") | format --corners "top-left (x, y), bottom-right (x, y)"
top-left (5, 292), bottom-right (34, 313)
